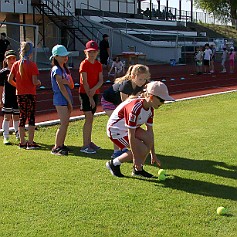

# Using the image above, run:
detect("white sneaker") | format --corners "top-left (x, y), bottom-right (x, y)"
top-left (80, 145), bottom-right (96, 154)
top-left (3, 137), bottom-right (10, 145)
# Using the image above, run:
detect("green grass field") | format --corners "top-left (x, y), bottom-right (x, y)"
top-left (0, 93), bottom-right (237, 237)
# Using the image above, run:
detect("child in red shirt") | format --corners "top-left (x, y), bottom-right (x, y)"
top-left (79, 40), bottom-right (104, 154)
top-left (8, 41), bottom-right (41, 149)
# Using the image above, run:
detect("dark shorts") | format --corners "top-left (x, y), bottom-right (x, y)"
top-left (2, 95), bottom-right (19, 115)
top-left (100, 56), bottom-right (108, 65)
top-left (203, 60), bottom-right (210, 66)
top-left (79, 93), bottom-right (99, 114)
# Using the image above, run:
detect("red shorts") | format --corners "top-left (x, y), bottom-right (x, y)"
top-left (110, 136), bottom-right (129, 150)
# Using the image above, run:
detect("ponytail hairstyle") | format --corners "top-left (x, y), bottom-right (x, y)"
top-left (114, 65), bottom-right (134, 83)
top-left (51, 57), bottom-right (70, 75)
top-left (115, 64), bottom-right (150, 84)
top-left (19, 41), bottom-right (34, 78)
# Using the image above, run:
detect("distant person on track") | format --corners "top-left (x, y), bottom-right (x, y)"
top-left (99, 34), bottom-right (110, 68)
top-left (203, 43), bottom-right (212, 74)
top-left (8, 41), bottom-right (41, 149)
top-left (210, 43), bottom-right (216, 73)
top-left (79, 40), bottom-right (104, 154)
top-left (194, 47), bottom-right (203, 75)
top-left (229, 47), bottom-right (236, 73)
top-left (106, 81), bottom-right (174, 178)
top-left (0, 50), bottom-right (19, 145)
top-left (50, 45), bottom-right (74, 156)
top-left (101, 64), bottom-right (150, 158)
top-left (108, 56), bottom-right (125, 79)
top-left (221, 46), bottom-right (228, 73)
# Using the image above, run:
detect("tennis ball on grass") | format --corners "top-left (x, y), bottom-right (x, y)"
top-left (158, 169), bottom-right (166, 176)
top-left (217, 207), bottom-right (227, 215)
top-left (158, 174), bottom-right (166, 181)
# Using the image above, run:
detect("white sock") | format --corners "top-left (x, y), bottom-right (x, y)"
top-left (113, 158), bottom-right (121, 166)
top-left (2, 120), bottom-right (10, 138)
top-left (13, 120), bottom-right (19, 134)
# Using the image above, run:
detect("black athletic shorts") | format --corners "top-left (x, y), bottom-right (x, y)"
top-left (79, 93), bottom-right (99, 114)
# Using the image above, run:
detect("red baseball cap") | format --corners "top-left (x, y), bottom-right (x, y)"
top-left (85, 40), bottom-right (99, 52)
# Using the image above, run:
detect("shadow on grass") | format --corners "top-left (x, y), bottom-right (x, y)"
top-left (69, 147), bottom-right (237, 180)
top-left (158, 154), bottom-right (237, 180)
top-left (68, 146), bottom-right (115, 158)
top-left (59, 146), bottom-right (237, 201)
top-left (159, 175), bottom-right (237, 201)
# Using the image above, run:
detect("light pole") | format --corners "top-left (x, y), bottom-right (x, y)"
top-left (191, 0), bottom-right (193, 22)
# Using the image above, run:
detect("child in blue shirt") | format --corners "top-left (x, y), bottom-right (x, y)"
top-left (50, 45), bottom-right (74, 155)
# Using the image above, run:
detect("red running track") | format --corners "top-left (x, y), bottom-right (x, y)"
top-left (1, 63), bottom-right (237, 125)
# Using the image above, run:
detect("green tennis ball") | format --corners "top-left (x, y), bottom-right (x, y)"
top-left (158, 174), bottom-right (166, 181)
top-left (158, 169), bottom-right (166, 176)
top-left (217, 207), bottom-right (227, 215)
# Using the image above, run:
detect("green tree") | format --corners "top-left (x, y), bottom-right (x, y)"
top-left (194, 0), bottom-right (237, 24)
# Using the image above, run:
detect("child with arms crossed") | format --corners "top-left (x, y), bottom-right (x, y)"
top-left (50, 45), bottom-right (74, 156)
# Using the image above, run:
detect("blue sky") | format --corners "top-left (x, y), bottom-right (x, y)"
top-left (141, 0), bottom-right (202, 12)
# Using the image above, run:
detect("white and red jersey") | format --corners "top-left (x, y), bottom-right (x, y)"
top-left (107, 98), bottom-right (154, 139)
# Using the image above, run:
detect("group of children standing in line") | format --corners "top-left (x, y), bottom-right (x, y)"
top-left (195, 43), bottom-right (236, 74)
top-left (0, 39), bottom-right (174, 178)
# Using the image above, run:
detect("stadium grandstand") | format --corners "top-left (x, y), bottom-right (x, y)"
top-left (0, 0), bottom-right (235, 67)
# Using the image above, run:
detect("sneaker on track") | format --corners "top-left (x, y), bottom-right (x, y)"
top-left (132, 167), bottom-right (154, 178)
top-left (106, 160), bottom-right (124, 177)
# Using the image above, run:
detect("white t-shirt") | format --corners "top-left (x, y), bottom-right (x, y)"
top-left (111, 61), bottom-right (124, 72)
top-left (107, 98), bottom-right (154, 139)
top-left (203, 48), bottom-right (212, 60)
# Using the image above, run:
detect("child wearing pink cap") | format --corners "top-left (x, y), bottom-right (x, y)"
top-left (79, 40), bottom-right (104, 154)
top-left (106, 81), bottom-right (174, 178)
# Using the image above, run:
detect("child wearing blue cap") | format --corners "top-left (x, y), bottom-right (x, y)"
top-left (50, 45), bottom-right (74, 155)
